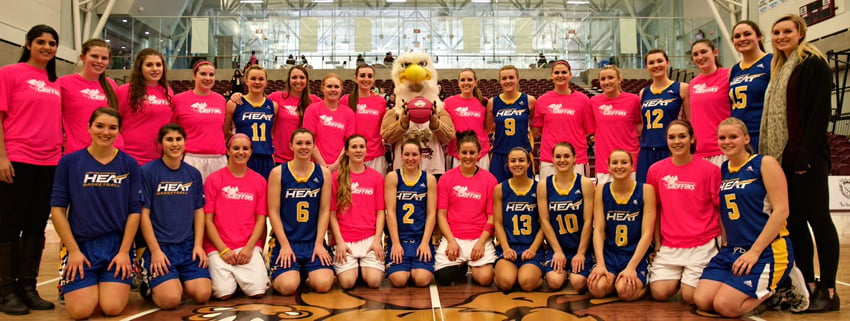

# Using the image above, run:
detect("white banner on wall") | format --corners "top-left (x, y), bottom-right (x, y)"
top-left (463, 18), bottom-right (480, 53)
top-left (190, 18), bottom-right (209, 54)
top-left (515, 18), bottom-right (533, 53)
top-left (300, 18), bottom-right (318, 52)
top-left (619, 18), bottom-right (637, 54)
top-left (829, 176), bottom-right (850, 211)
top-left (354, 18), bottom-right (372, 52)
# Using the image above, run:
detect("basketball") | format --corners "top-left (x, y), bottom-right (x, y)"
top-left (406, 97), bottom-right (434, 124)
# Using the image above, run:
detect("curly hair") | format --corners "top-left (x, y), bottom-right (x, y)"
top-left (128, 48), bottom-right (171, 112)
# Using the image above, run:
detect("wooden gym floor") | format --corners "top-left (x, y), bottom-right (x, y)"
top-left (5, 215), bottom-right (849, 321)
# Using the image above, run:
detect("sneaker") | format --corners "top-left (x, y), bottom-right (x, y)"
top-left (764, 279), bottom-right (790, 310)
top-left (785, 265), bottom-right (810, 312)
top-left (806, 282), bottom-right (840, 313)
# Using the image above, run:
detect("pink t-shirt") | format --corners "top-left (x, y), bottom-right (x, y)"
top-left (341, 93), bottom-right (386, 161)
top-left (171, 90), bottom-right (226, 155)
top-left (646, 157), bottom-right (721, 248)
top-left (331, 167), bottom-right (385, 242)
top-left (302, 101), bottom-right (356, 164)
top-left (689, 68), bottom-right (731, 158)
top-left (444, 95), bottom-right (490, 159)
top-left (268, 91), bottom-right (321, 163)
top-left (58, 74), bottom-right (121, 154)
top-left (117, 84), bottom-right (174, 165)
top-left (0, 63), bottom-right (62, 165)
top-left (533, 90), bottom-right (594, 164)
top-left (437, 167), bottom-right (498, 240)
top-left (202, 167), bottom-right (268, 253)
top-left (591, 92), bottom-right (641, 174)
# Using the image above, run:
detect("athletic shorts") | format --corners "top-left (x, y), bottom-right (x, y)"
top-left (636, 148), bottom-right (669, 183)
top-left (434, 237), bottom-right (497, 270)
top-left (601, 249), bottom-right (650, 286)
top-left (333, 236), bottom-right (385, 274)
top-left (60, 233), bottom-right (134, 294)
top-left (700, 237), bottom-right (793, 299)
top-left (496, 243), bottom-right (544, 271)
top-left (386, 239), bottom-right (435, 275)
top-left (542, 248), bottom-right (593, 278)
top-left (649, 239), bottom-right (718, 287)
top-left (268, 238), bottom-right (333, 279)
top-left (183, 153), bottom-right (227, 182)
top-left (207, 246), bottom-right (269, 298)
top-left (138, 238), bottom-right (210, 289)
top-left (247, 154), bottom-right (275, 179)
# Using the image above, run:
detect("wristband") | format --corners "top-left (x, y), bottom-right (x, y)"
top-left (484, 223), bottom-right (495, 235)
top-left (219, 248), bottom-right (231, 256)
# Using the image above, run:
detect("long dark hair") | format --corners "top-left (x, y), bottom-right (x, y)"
top-left (691, 39), bottom-right (723, 68)
top-left (88, 107), bottom-right (122, 129)
top-left (666, 119), bottom-right (697, 154)
top-left (82, 39), bottom-right (118, 109)
top-left (336, 134), bottom-right (367, 213)
top-left (732, 20), bottom-right (765, 52)
top-left (459, 68), bottom-right (487, 106)
top-left (348, 64), bottom-right (375, 112)
top-left (129, 48), bottom-right (171, 112)
top-left (19, 24), bottom-right (58, 81)
top-left (284, 66), bottom-right (313, 123)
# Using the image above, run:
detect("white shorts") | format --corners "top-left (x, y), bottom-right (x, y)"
top-left (702, 155), bottom-right (727, 167)
top-left (539, 161), bottom-right (586, 180)
top-left (434, 237), bottom-right (497, 270)
top-left (207, 246), bottom-right (269, 298)
top-left (365, 157), bottom-right (388, 176)
top-left (184, 153), bottom-right (227, 182)
top-left (333, 236), bottom-right (385, 274)
top-left (649, 239), bottom-right (718, 287)
top-left (595, 172), bottom-right (635, 186)
top-left (450, 155), bottom-right (490, 171)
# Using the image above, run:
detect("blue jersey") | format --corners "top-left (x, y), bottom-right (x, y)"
top-left (601, 182), bottom-right (645, 254)
top-left (492, 93), bottom-right (531, 155)
top-left (719, 155), bottom-right (788, 248)
top-left (280, 162), bottom-right (324, 242)
top-left (140, 159), bottom-right (204, 244)
top-left (394, 169), bottom-right (429, 240)
top-left (546, 174), bottom-right (585, 253)
top-left (729, 53), bottom-right (772, 136)
top-left (640, 82), bottom-right (683, 148)
top-left (501, 179), bottom-right (539, 247)
top-left (234, 97), bottom-right (274, 156)
top-left (50, 149), bottom-right (141, 242)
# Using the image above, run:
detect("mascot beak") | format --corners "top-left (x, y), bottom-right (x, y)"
top-left (401, 64), bottom-right (431, 83)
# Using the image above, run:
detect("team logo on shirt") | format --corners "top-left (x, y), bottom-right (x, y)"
top-left (661, 175), bottom-right (696, 190)
top-left (505, 201), bottom-right (536, 212)
top-left (283, 105), bottom-right (299, 116)
top-left (730, 73), bottom-right (766, 85)
top-left (191, 102), bottom-right (222, 114)
top-left (598, 104), bottom-right (627, 116)
top-left (319, 115), bottom-right (345, 129)
top-left (357, 104), bottom-right (380, 116)
top-left (606, 210), bottom-right (639, 221)
top-left (719, 178), bottom-right (757, 191)
top-left (82, 172), bottom-right (129, 187)
top-left (351, 182), bottom-right (374, 195)
top-left (641, 98), bottom-right (676, 107)
top-left (451, 185), bottom-right (482, 200)
top-left (397, 191), bottom-right (426, 201)
top-left (549, 199), bottom-right (582, 212)
top-left (546, 104), bottom-right (575, 115)
top-left (242, 112), bottom-right (273, 121)
top-left (146, 95), bottom-right (170, 106)
top-left (80, 88), bottom-right (106, 101)
top-left (25, 79), bottom-right (59, 96)
top-left (222, 186), bottom-right (254, 201)
top-left (495, 109), bottom-right (526, 117)
top-left (156, 181), bottom-right (192, 195)
top-left (285, 187), bottom-right (320, 198)
top-left (453, 106), bottom-right (482, 118)
top-left (692, 83), bottom-right (719, 94)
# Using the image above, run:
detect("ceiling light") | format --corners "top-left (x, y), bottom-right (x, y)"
top-left (240, 0), bottom-right (264, 3)
top-left (121, 19), bottom-right (128, 23)
top-left (312, 0), bottom-right (333, 2)
top-left (471, 0), bottom-right (491, 2)
top-left (566, 0), bottom-right (590, 4)
top-left (386, 0), bottom-right (406, 2)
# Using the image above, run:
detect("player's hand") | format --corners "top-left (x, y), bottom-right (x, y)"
top-left (335, 243), bottom-right (352, 264)
top-left (65, 250), bottom-right (91, 282)
top-left (0, 156), bottom-right (14, 183)
top-left (521, 249), bottom-right (537, 261)
top-left (588, 265), bottom-right (608, 284)
top-left (502, 247), bottom-right (517, 261)
top-left (391, 244), bottom-right (404, 264)
top-left (370, 239), bottom-right (385, 262)
top-left (235, 247), bottom-right (253, 265)
top-left (108, 251), bottom-right (133, 280)
top-left (446, 240), bottom-right (460, 262)
top-left (733, 250), bottom-right (760, 276)
top-left (571, 253), bottom-right (586, 274)
top-left (192, 246), bottom-right (208, 268)
top-left (416, 242), bottom-right (432, 262)
top-left (616, 267), bottom-right (640, 294)
top-left (277, 244), bottom-right (296, 269)
top-left (551, 251), bottom-right (567, 272)
top-left (230, 92), bottom-right (243, 104)
top-left (471, 241), bottom-right (486, 261)
top-left (312, 245), bottom-right (332, 266)
top-left (150, 249), bottom-right (171, 277)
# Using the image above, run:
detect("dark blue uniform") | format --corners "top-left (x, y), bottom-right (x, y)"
top-left (234, 97), bottom-right (275, 178)
top-left (729, 54), bottom-right (772, 152)
top-left (386, 170), bottom-right (434, 274)
top-left (490, 93), bottom-right (532, 182)
top-left (600, 182), bottom-right (650, 284)
top-left (268, 162), bottom-right (332, 279)
top-left (637, 82), bottom-right (683, 182)
top-left (701, 155), bottom-right (793, 299)
top-left (543, 174), bottom-right (593, 276)
top-left (496, 180), bottom-right (543, 269)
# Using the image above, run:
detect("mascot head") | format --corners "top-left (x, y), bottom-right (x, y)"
top-left (391, 52), bottom-right (439, 96)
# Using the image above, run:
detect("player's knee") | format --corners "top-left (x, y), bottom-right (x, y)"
top-left (570, 277), bottom-right (587, 293)
top-left (389, 273), bottom-right (409, 288)
top-left (693, 294), bottom-right (714, 313)
top-left (153, 290), bottom-right (183, 310)
top-left (66, 302), bottom-right (97, 320)
top-left (100, 300), bottom-right (127, 316)
top-left (413, 274), bottom-right (432, 287)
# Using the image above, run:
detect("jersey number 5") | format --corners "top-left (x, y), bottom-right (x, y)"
top-left (724, 194), bottom-right (740, 220)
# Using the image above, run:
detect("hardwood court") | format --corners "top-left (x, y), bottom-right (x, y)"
top-left (6, 220), bottom-right (850, 321)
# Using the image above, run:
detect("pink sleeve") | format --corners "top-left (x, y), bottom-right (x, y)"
top-left (256, 176), bottom-right (268, 216)
top-left (710, 163), bottom-right (721, 207)
top-left (582, 97), bottom-right (595, 135)
top-left (303, 104), bottom-right (318, 133)
top-left (203, 173), bottom-right (218, 214)
top-left (0, 68), bottom-right (11, 112)
top-left (344, 109), bottom-right (356, 138)
top-left (531, 96), bottom-right (544, 128)
top-left (437, 174), bottom-right (450, 210)
top-left (484, 181), bottom-right (494, 217)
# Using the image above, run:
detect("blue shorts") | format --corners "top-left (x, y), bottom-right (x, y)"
top-left (386, 239), bottom-right (435, 275)
top-left (138, 239), bottom-right (211, 289)
top-left (490, 153), bottom-right (534, 183)
top-left (495, 244), bottom-right (544, 271)
top-left (59, 233), bottom-right (134, 294)
top-left (268, 238), bottom-right (333, 280)
top-left (542, 249), bottom-right (593, 278)
top-left (248, 154), bottom-right (275, 179)
top-left (601, 249), bottom-right (650, 286)
top-left (636, 147), bottom-right (670, 183)
top-left (701, 237), bottom-right (793, 299)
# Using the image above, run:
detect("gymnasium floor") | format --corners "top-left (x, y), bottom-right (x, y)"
top-left (7, 215), bottom-right (849, 321)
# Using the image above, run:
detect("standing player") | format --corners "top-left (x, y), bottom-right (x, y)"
top-left (538, 142), bottom-right (595, 292)
top-left (269, 66), bottom-right (321, 164)
top-left (385, 139), bottom-right (438, 287)
top-left (486, 66), bottom-right (535, 182)
top-left (434, 131), bottom-right (498, 286)
top-left (172, 61), bottom-right (227, 180)
top-left (342, 65), bottom-right (387, 174)
top-left (267, 128), bottom-right (334, 295)
top-left (329, 135), bottom-right (386, 289)
top-left (533, 60), bottom-right (594, 179)
top-left (637, 49), bottom-right (689, 182)
top-left (51, 108), bottom-right (140, 320)
top-left (729, 21), bottom-right (771, 152)
top-left (138, 124), bottom-right (211, 309)
top-left (493, 147), bottom-right (544, 291)
top-left (444, 69), bottom-right (490, 169)
top-left (591, 65), bottom-right (641, 185)
top-left (588, 150), bottom-right (656, 301)
top-left (689, 39), bottom-right (730, 166)
top-left (225, 65), bottom-right (278, 179)
top-left (303, 74), bottom-right (355, 172)
top-left (117, 48), bottom-right (173, 165)
top-left (693, 118), bottom-right (808, 317)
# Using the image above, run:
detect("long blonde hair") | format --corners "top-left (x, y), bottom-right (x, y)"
top-left (770, 14), bottom-right (826, 75)
top-left (335, 135), bottom-right (366, 213)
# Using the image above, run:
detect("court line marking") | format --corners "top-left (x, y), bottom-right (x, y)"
top-left (836, 280), bottom-right (850, 287)
top-left (747, 316), bottom-right (767, 321)
top-left (120, 308), bottom-right (160, 321)
top-left (37, 277), bottom-right (60, 287)
top-left (429, 284), bottom-right (444, 321)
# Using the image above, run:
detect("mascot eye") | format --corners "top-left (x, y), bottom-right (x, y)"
top-left (402, 62), bottom-right (411, 68)
top-left (419, 61), bottom-right (428, 67)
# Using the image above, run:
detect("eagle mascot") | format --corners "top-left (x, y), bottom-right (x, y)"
top-left (380, 52), bottom-right (454, 175)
